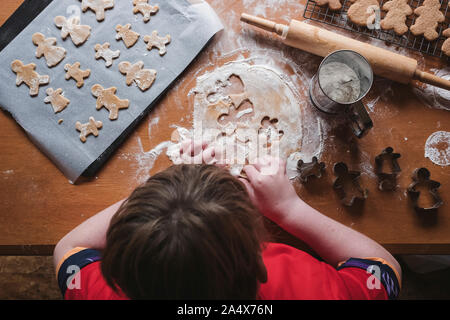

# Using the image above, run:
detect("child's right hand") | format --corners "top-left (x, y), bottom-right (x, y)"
top-left (240, 156), bottom-right (301, 224)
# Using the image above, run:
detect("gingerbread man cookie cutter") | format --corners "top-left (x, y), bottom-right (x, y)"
top-left (407, 168), bottom-right (443, 212)
top-left (374, 147), bottom-right (401, 191)
top-left (297, 157), bottom-right (326, 183)
top-left (333, 162), bottom-right (368, 206)
top-left (11, 60), bottom-right (50, 96)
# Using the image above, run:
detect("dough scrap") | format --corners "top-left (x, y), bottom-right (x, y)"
top-left (91, 84), bottom-right (129, 120)
top-left (95, 42), bottom-right (120, 67)
top-left (410, 0), bottom-right (445, 41)
top-left (64, 62), bottom-right (91, 88)
top-left (133, 0), bottom-right (159, 22)
top-left (54, 15), bottom-right (91, 46)
top-left (44, 88), bottom-right (70, 113)
top-left (115, 24), bottom-right (140, 48)
top-left (32, 33), bottom-right (66, 67)
top-left (118, 61), bottom-right (157, 91)
top-left (347, 0), bottom-right (380, 27)
top-left (442, 28), bottom-right (450, 56)
top-left (315, 0), bottom-right (342, 11)
top-left (11, 60), bottom-right (49, 96)
top-left (79, 0), bottom-right (114, 21)
top-left (380, 0), bottom-right (413, 35)
top-left (143, 31), bottom-right (171, 55)
top-left (76, 117), bottom-right (103, 143)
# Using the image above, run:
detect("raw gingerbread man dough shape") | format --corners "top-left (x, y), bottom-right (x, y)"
top-left (32, 33), bottom-right (66, 67)
top-left (95, 42), bottom-right (120, 67)
top-left (91, 84), bottom-right (129, 120)
top-left (44, 88), bottom-right (70, 113)
top-left (143, 31), bottom-right (171, 55)
top-left (347, 0), bottom-right (380, 27)
top-left (410, 0), bottom-right (445, 41)
top-left (118, 61), bottom-right (157, 91)
top-left (442, 28), bottom-right (450, 56)
top-left (64, 62), bottom-right (91, 88)
top-left (54, 15), bottom-right (91, 46)
top-left (315, 0), bottom-right (342, 11)
top-left (115, 24), bottom-right (140, 48)
top-left (380, 0), bottom-right (413, 35)
top-left (76, 116), bottom-right (103, 143)
top-left (133, 0), bottom-right (159, 22)
top-left (11, 60), bottom-right (50, 96)
top-left (79, 0), bottom-right (114, 21)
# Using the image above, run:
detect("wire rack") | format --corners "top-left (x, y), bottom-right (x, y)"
top-left (303, 0), bottom-right (450, 59)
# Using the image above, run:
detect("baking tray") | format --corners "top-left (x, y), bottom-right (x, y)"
top-left (303, 0), bottom-right (450, 59)
top-left (0, 0), bottom-right (223, 183)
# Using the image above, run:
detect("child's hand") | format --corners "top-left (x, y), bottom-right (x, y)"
top-left (240, 156), bottom-right (300, 223)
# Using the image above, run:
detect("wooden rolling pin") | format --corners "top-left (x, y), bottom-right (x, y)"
top-left (241, 13), bottom-right (450, 91)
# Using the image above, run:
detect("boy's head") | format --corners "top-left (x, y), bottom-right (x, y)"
top-left (101, 164), bottom-right (268, 299)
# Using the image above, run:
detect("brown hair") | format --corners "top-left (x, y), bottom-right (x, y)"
top-left (101, 164), bottom-right (268, 299)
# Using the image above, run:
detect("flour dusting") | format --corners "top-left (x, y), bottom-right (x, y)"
top-left (425, 131), bottom-right (450, 167)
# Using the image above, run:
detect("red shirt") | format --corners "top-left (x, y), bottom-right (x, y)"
top-left (57, 242), bottom-right (399, 300)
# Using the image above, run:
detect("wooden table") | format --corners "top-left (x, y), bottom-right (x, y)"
top-left (0, 0), bottom-right (449, 255)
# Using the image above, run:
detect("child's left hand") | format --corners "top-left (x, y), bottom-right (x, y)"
top-left (177, 139), bottom-right (225, 166)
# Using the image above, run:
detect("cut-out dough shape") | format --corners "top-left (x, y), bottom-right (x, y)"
top-left (95, 42), bottom-right (120, 67)
top-left (315, 0), bottom-right (342, 11)
top-left (54, 16), bottom-right (91, 46)
top-left (91, 84), bottom-right (129, 120)
top-left (442, 28), bottom-right (450, 56)
top-left (64, 62), bottom-right (91, 88)
top-left (133, 0), bottom-right (159, 22)
top-left (143, 31), bottom-right (171, 55)
top-left (76, 116), bottom-right (103, 143)
top-left (347, 0), bottom-right (380, 27)
top-left (380, 0), bottom-right (413, 35)
top-left (79, 0), bottom-right (114, 21)
top-left (11, 60), bottom-right (50, 96)
top-left (118, 61), bottom-right (157, 91)
top-left (410, 0), bottom-right (445, 41)
top-left (115, 24), bottom-right (140, 48)
top-left (32, 33), bottom-right (66, 67)
top-left (44, 88), bottom-right (70, 113)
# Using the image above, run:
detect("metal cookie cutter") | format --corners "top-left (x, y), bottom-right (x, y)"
top-left (374, 147), bottom-right (401, 191)
top-left (297, 157), bottom-right (326, 183)
top-left (407, 168), bottom-right (443, 212)
top-left (333, 162), bottom-right (368, 206)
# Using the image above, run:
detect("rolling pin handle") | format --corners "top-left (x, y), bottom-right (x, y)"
top-left (413, 70), bottom-right (450, 91)
top-left (240, 13), bottom-right (287, 37)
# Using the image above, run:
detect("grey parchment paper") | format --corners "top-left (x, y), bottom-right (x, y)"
top-left (0, 0), bottom-right (223, 182)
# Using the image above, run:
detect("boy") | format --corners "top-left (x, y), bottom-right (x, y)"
top-left (54, 141), bottom-right (401, 299)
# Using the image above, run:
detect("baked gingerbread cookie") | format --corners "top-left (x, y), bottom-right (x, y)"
top-left (442, 28), bottom-right (450, 56)
top-left (347, 0), bottom-right (380, 27)
top-left (95, 42), bottom-right (120, 67)
top-left (64, 62), bottom-right (91, 88)
top-left (44, 88), bottom-right (70, 113)
top-left (118, 61), bottom-right (157, 91)
top-left (410, 0), bottom-right (445, 41)
top-left (133, 0), bottom-right (159, 22)
top-left (115, 24), bottom-right (140, 48)
top-left (91, 84), bottom-right (129, 120)
top-left (315, 0), bottom-right (342, 11)
top-left (32, 33), bottom-right (66, 67)
top-left (143, 31), bottom-right (171, 55)
top-left (11, 60), bottom-right (49, 96)
top-left (54, 16), bottom-right (91, 46)
top-left (380, 0), bottom-right (413, 35)
top-left (76, 117), bottom-right (103, 143)
top-left (79, 0), bottom-right (114, 21)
